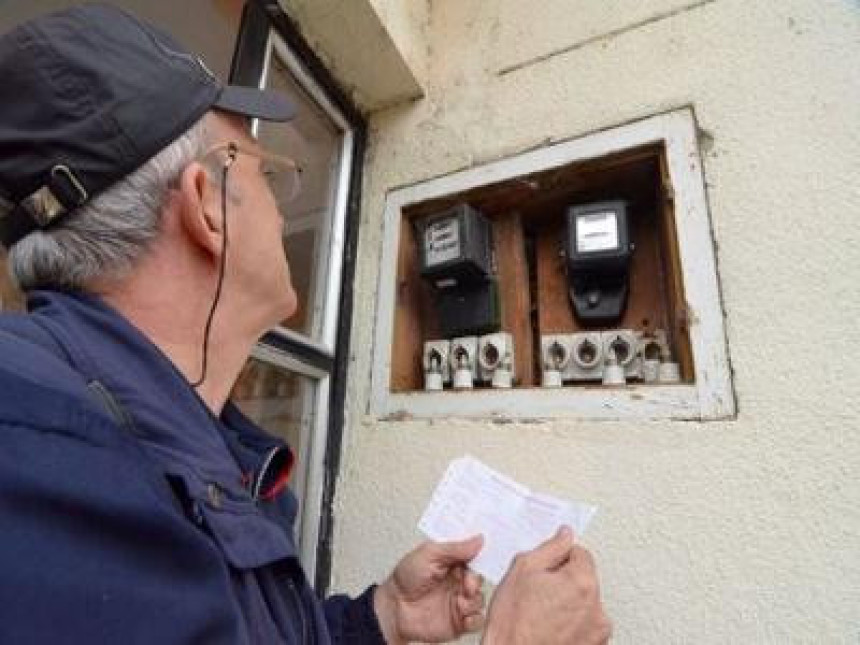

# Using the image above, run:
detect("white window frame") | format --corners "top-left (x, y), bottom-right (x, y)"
top-left (370, 107), bottom-right (735, 421)
top-left (257, 31), bottom-right (355, 356)
top-left (252, 30), bottom-right (355, 580)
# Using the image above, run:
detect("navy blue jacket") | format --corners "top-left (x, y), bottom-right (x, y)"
top-left (0, 290), bottom-right (385, 644)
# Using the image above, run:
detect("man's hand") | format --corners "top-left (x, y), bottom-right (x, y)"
top-left (374, 536), bottom-right (485, 644)
top-left (482, 527), bottom-right (611, 645)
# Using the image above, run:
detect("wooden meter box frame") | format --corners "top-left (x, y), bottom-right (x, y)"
top-left (370, 108), bottom-right (735, 420)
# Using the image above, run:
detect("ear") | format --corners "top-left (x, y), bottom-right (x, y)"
top-left (174, 161), bottom-right (224, 259)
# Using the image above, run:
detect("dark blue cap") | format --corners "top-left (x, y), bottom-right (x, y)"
top-left (0, 4), bottom-right (296, 247)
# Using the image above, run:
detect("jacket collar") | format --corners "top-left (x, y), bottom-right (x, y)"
top-left (26, 289), bottom-right (293, 502)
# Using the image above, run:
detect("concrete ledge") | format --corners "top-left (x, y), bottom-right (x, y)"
top-left (278, 0), bottom-right (425, 113)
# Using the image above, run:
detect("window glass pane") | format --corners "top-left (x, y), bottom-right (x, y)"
top-left (257, 43), bottom-right (343, 343)
top-left (231, 357), bottom-right (317, 538)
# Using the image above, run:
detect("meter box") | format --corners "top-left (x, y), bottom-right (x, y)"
top-left (414, 203), bottom-right (500, 337)
top-left (376, 109), bottom-right (738, 420)
top-left (565, 200), bottom-right (634, 325)
top-left (386, 130), bottom-right (712, 398)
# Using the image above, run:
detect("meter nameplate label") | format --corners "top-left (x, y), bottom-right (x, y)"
top-left (576, 211), bottom-right (619, 253)
top-left (425, 218), bottom-right (461, 266)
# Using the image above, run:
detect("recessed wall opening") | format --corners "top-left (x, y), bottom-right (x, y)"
top-left (372, 109), bottom-right (734, 420)
top-left (391, 144), bottom-right (693, 392)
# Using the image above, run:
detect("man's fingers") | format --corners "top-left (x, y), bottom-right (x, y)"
top-left (431, 534), bottom-right (484, 565)
top-left (462, 612), bottom-right (486, 634)
top-left (570, 544), bottom-right (595, 570)
top-left (463, 570), bottom-right (483, 596)
top-left (528, 525), bottom-right (574, 571)
top-left (456, 589), bottom-right (485, 617)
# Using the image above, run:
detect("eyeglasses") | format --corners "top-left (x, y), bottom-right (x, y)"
top-left (201, 141), bottom-right (302, 203)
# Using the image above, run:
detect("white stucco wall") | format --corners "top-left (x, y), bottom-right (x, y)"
top-left (331, 0), bottom-right (860, 642)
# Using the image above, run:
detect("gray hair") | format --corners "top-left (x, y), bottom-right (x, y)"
top-left (9, 116), bottom-right (210, 290)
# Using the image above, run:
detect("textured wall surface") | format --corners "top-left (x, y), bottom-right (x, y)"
top-left (331, 0), bottom-right (860, 642)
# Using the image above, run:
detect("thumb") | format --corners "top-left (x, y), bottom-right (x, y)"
top-left (432, 534), bottom-right (484, 565)
top-left (529, 525), bottom-right (574, 571)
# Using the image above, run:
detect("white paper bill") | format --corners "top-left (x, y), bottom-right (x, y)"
top-left (418, 455), bottom-right (598, 584)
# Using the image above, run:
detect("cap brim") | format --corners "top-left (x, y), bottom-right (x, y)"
top-left (214, 85), bottom-right (296, 122)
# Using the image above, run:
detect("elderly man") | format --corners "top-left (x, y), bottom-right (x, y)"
top-left (0, 5), bottom-right (610, 644)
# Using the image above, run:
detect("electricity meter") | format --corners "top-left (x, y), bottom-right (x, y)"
top-left (416, 203), bottom-right (492, 287)
top-left (414, 203), bottom-right (500, 337)
top-left (565, 200), bottom-right (634, 324)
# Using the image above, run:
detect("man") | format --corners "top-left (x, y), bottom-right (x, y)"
top-left (0, 5), bottom-right (610, 644)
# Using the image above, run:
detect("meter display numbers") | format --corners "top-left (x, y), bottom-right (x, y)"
top-left (576, 211), bottom-right (619, 253)
top-left (425, 218), bottom-right (461, 266)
